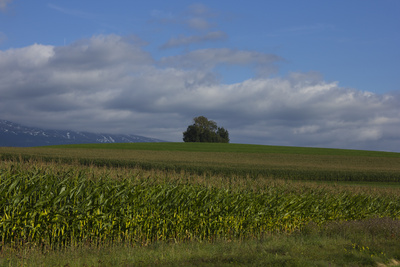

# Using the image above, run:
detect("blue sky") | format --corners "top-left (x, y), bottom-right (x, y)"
top-left (1, 0), bottom-right (400, 151)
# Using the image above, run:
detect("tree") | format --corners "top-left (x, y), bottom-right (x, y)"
top-left (183, 116), bottom-right (229, 143)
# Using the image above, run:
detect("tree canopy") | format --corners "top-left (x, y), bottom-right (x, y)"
top-left (183, 116), bottom-right (229, 143)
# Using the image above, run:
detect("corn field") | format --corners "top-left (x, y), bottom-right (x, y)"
top-left (1, 159), bottom-right (399, 250)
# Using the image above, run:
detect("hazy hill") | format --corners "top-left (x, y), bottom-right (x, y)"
top-left (0, 119), bottom-right (165, 147)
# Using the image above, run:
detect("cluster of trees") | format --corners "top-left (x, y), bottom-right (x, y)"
top-left (183, 116), bottom-right (229, 143)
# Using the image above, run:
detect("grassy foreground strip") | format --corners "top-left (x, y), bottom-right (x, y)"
top-left (1, 159), bottom-right (400, 266)
top-left (2, 225), bottom-right (400, 266)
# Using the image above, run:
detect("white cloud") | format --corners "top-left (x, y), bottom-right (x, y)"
top-left (0, 43), bottom-right (55, 68)
top-left (150, 9), bottom-right (174, 20)
top-left (48, 3), bottom-right (96, 20)
top-left (188, 3), bottom-right (212, 17)
top-left (267, 23), bottom-right (336, 37)
top-left (160, 31), bottom-right (228, 49)
top-left (0, 0), bottom-right (12, 11)
top-left (151, 3), bottom-right (217, 31)
top-left (159, 48), bottom-right (282, 76)
top-left (186, 3), bottom-right (217, 30)
top-left (187, 17), bottom-right (213, 30)
top-left (0, 34), bottom-right (399, 151)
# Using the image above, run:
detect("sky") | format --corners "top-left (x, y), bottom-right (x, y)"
top-left (0, 0), bottom-right (399, 151)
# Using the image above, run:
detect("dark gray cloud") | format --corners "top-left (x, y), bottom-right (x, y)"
top-left (1, 34), bottom-right (399, 151)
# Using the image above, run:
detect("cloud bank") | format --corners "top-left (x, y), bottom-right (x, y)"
top-left (0, 34), bottom-right (399, 151)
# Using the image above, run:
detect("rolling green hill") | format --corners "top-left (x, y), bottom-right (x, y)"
top-left (1, 142), bottom-right (399, 183)
top-left (47, 142), bottom-right (400, 157)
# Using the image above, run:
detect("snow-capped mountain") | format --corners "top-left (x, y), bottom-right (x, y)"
top-left (0, 119), bottom-right (166, 147)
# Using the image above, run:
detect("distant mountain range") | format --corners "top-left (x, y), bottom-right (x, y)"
top-left (0, 119), bottom-right (166, 147)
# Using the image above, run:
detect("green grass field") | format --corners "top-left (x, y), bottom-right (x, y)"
top-left (47, 142), bottom-right (400, 157)
top-left (1, 142), bottom-right (399, 183)
top-left (1, 142), bottom-right (400, 266)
